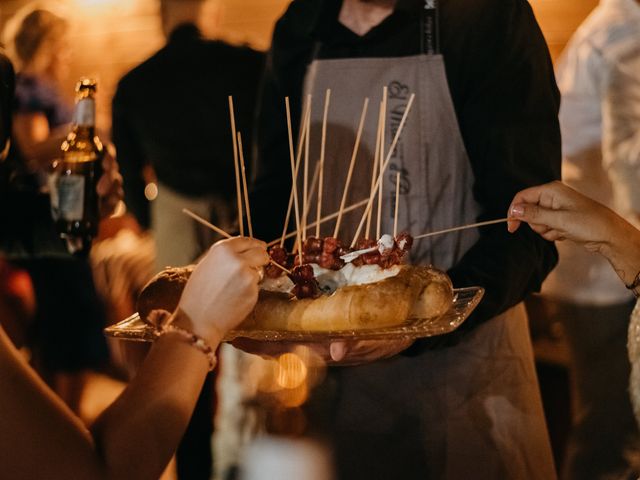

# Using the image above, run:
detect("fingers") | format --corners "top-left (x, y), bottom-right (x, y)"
top-left (217, 236), bottom-right (267, 254)
top-left (238, 246), bottom-right (270, 268)
top-left (508, 202), bottom-right (563, 232)
top-left (329, 341), bottom-right (348, 362)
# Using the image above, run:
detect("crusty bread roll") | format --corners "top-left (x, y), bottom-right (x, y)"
top-left (137, 265), bottom-right (194, 324)
top-left (137, 265), bottom-right (453, 332)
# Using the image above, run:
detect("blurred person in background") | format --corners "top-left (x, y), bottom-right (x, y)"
top-left (535, 1), bottom-right (640, 477)
top-left (0, 4), bottom-right (122, 416)
top-left (252, 0), bottom-right (560, 478)
top-left (112, 1), bottom-right (264, 478)
top-left (112, 0), bottom-right (264, 272)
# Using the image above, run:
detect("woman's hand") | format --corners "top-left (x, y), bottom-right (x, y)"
top-left (97, 144), bottom-right (124, 218)
top-left (507, 181), bottom-right (619, 250)
top-left (177, 237), bottom-right (269, 345)
top-left (508, 181), bottom-right (640, 286)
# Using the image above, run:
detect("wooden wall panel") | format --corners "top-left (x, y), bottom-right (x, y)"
top-left (0, 0), bottom-right (290, 134)
top-left (529, 0), bottom-right (599, 61)
top-left (0, 0), bottom-right (599, 132)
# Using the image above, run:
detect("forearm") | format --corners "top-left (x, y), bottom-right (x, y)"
top-left (601, 217), bottom-right (640, 287)
top-left (0, 319), bottom-right (215, 480)
top-left (91, 332), bottom-right (213, 480)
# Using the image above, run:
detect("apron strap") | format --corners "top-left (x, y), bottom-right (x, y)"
top-left (420, 0), bottom-right (439, 55)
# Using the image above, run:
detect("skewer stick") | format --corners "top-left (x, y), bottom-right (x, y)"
top-left (183, 208), bottom-right (292, 275)
top-left (285, 97), bottom-right (304, 264)
top-left (316, 89), bottom-right (331, 238)
top-left (280, 96), bottom-right (311, 247)
top-left (302, 99), bottom-right (311, 241)
top-left (350, 93), bottom-right (415, 245)
top-left (393, 172), bottom-right (400, 237)
top-left (302, 160), bottom-right (321, 222)
top-left (183, 208), bottom-right (232, 239)
top-left (414, 218), bottom-right (509, 240)
top-left (237, 132), bottom-right (253, 238)
top-left (267, 198), bottom-right (369, 248)
top-left (364, 103), bottom-right (383, 243)
top-left (376, 87), bottom-right (387, 240)
top-left (333, 97), bottom-right (369, 238)
top-left (228, 96), bottom-right (244, 236)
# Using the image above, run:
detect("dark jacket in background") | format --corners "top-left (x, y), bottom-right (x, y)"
top-left (251, 0), bottom-right (561, 333)
top-left (112, 24), bottom-right (265, 229)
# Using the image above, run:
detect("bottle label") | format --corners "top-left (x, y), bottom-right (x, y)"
top-left (75, 98), bottom-right (95, 127)
top-left (55, 174), bottom-right (85, 221)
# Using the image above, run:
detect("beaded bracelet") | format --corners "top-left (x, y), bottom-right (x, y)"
top-left (148, 309), bottom-right (217, 371)
top-left (627, 270), bottom-right (640, 299)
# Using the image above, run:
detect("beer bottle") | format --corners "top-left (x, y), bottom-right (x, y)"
top-left (50, 78), bottom-right (103, 254)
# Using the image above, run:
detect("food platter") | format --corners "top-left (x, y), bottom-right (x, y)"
top-left (105, 286), bottom-right (483, 343)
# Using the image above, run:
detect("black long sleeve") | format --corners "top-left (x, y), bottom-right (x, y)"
top-left (111, 85), bottom-right (150, 229)
top-left (252, 0), bottom-right (560, 332)
top-left (442, 0), bottom-right (561, 330)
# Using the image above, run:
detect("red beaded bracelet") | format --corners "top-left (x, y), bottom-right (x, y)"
top-left (148, 309), bottom-right (217, 371)
top-left (627, 270), bottom-right (640, 299)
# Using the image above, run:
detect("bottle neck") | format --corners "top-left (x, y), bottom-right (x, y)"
top-left (73, 97), bottom-right (96, 133)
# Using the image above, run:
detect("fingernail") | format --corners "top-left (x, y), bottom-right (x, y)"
top-left (510, 205), bottom-right (525, 217)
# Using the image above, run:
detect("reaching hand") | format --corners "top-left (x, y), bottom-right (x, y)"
top-left (177, 237), bottom-right (269, 344)
top-left (507, 181), bottom-right (620, 251)
top-left (508, 181), bottom-right (640, 286)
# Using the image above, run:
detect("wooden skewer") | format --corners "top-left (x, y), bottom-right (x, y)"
top-left (350, 93), bottom-right (415, 246)
top-left (376, 86), bottom-right (387, 240)
top-left (267, 198), bottom-right (369, 248)
top-left (414, 218), bottom-right (509, 240)
top-left (316, 89), bottom-right (331, 238)
top-left (302, 96), bottom-right (311, 241)
top-left (269, 260), bottom-right (292, 275)
top-left (228, 97), bottom-right (244, 236)
top-left (183, 208), bottom-right (232, 239)
top-left (393, 172), bottom-right (401, 237)
top-left (302, 159), bottom-right (321, 223)
top-left (365, 103), bottom-right (383, 240)
top-left (333, 97), bottom-right (369, 238)
top-left (280, 96), bottom-right (311, 247)
top-left (285, 97), bottom-right (304, 265)
top-left (237, 132), bottom-right (253, 238)
top-left (183, 208), bottom-right (292, 275)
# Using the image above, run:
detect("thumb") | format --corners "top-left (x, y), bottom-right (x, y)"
top-left (510, 203), bottom-right (555, 229)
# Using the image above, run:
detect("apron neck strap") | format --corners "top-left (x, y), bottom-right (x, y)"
top-left (420, 0), bottom-right (439, 55)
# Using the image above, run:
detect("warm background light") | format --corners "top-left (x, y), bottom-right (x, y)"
top-left (0, 0), bottom-right (290, 137)
top-left (0, 0), bottom-right (599, 137)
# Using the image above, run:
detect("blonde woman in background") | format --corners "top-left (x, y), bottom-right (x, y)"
top-left (0, 5), bottom-right (120, 415)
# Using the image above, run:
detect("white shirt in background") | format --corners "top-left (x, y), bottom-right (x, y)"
top-left (543, 0), bottom-right (640, 305)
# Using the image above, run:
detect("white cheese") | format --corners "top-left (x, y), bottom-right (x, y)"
top-left (260, 275), bottom-right (294, 293)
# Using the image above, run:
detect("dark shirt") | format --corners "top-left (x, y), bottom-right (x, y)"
top-left (0, 59), bottom-right (70, 258)
top-left (112, 24), bottom-right (265, 229)
top-left (252, 0), bottom-right (561, 331)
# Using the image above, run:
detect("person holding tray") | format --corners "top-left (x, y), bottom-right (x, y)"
top-left (250, 0), bottom-right (560, 478)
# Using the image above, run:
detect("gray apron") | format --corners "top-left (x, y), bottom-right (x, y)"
top-left (301, 12), bottom-right (556, 480)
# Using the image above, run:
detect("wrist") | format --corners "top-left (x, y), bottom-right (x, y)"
top-left (171, 308), bottom-right (223, 348)
top-left (602, 221), bottom-right (640, 287)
